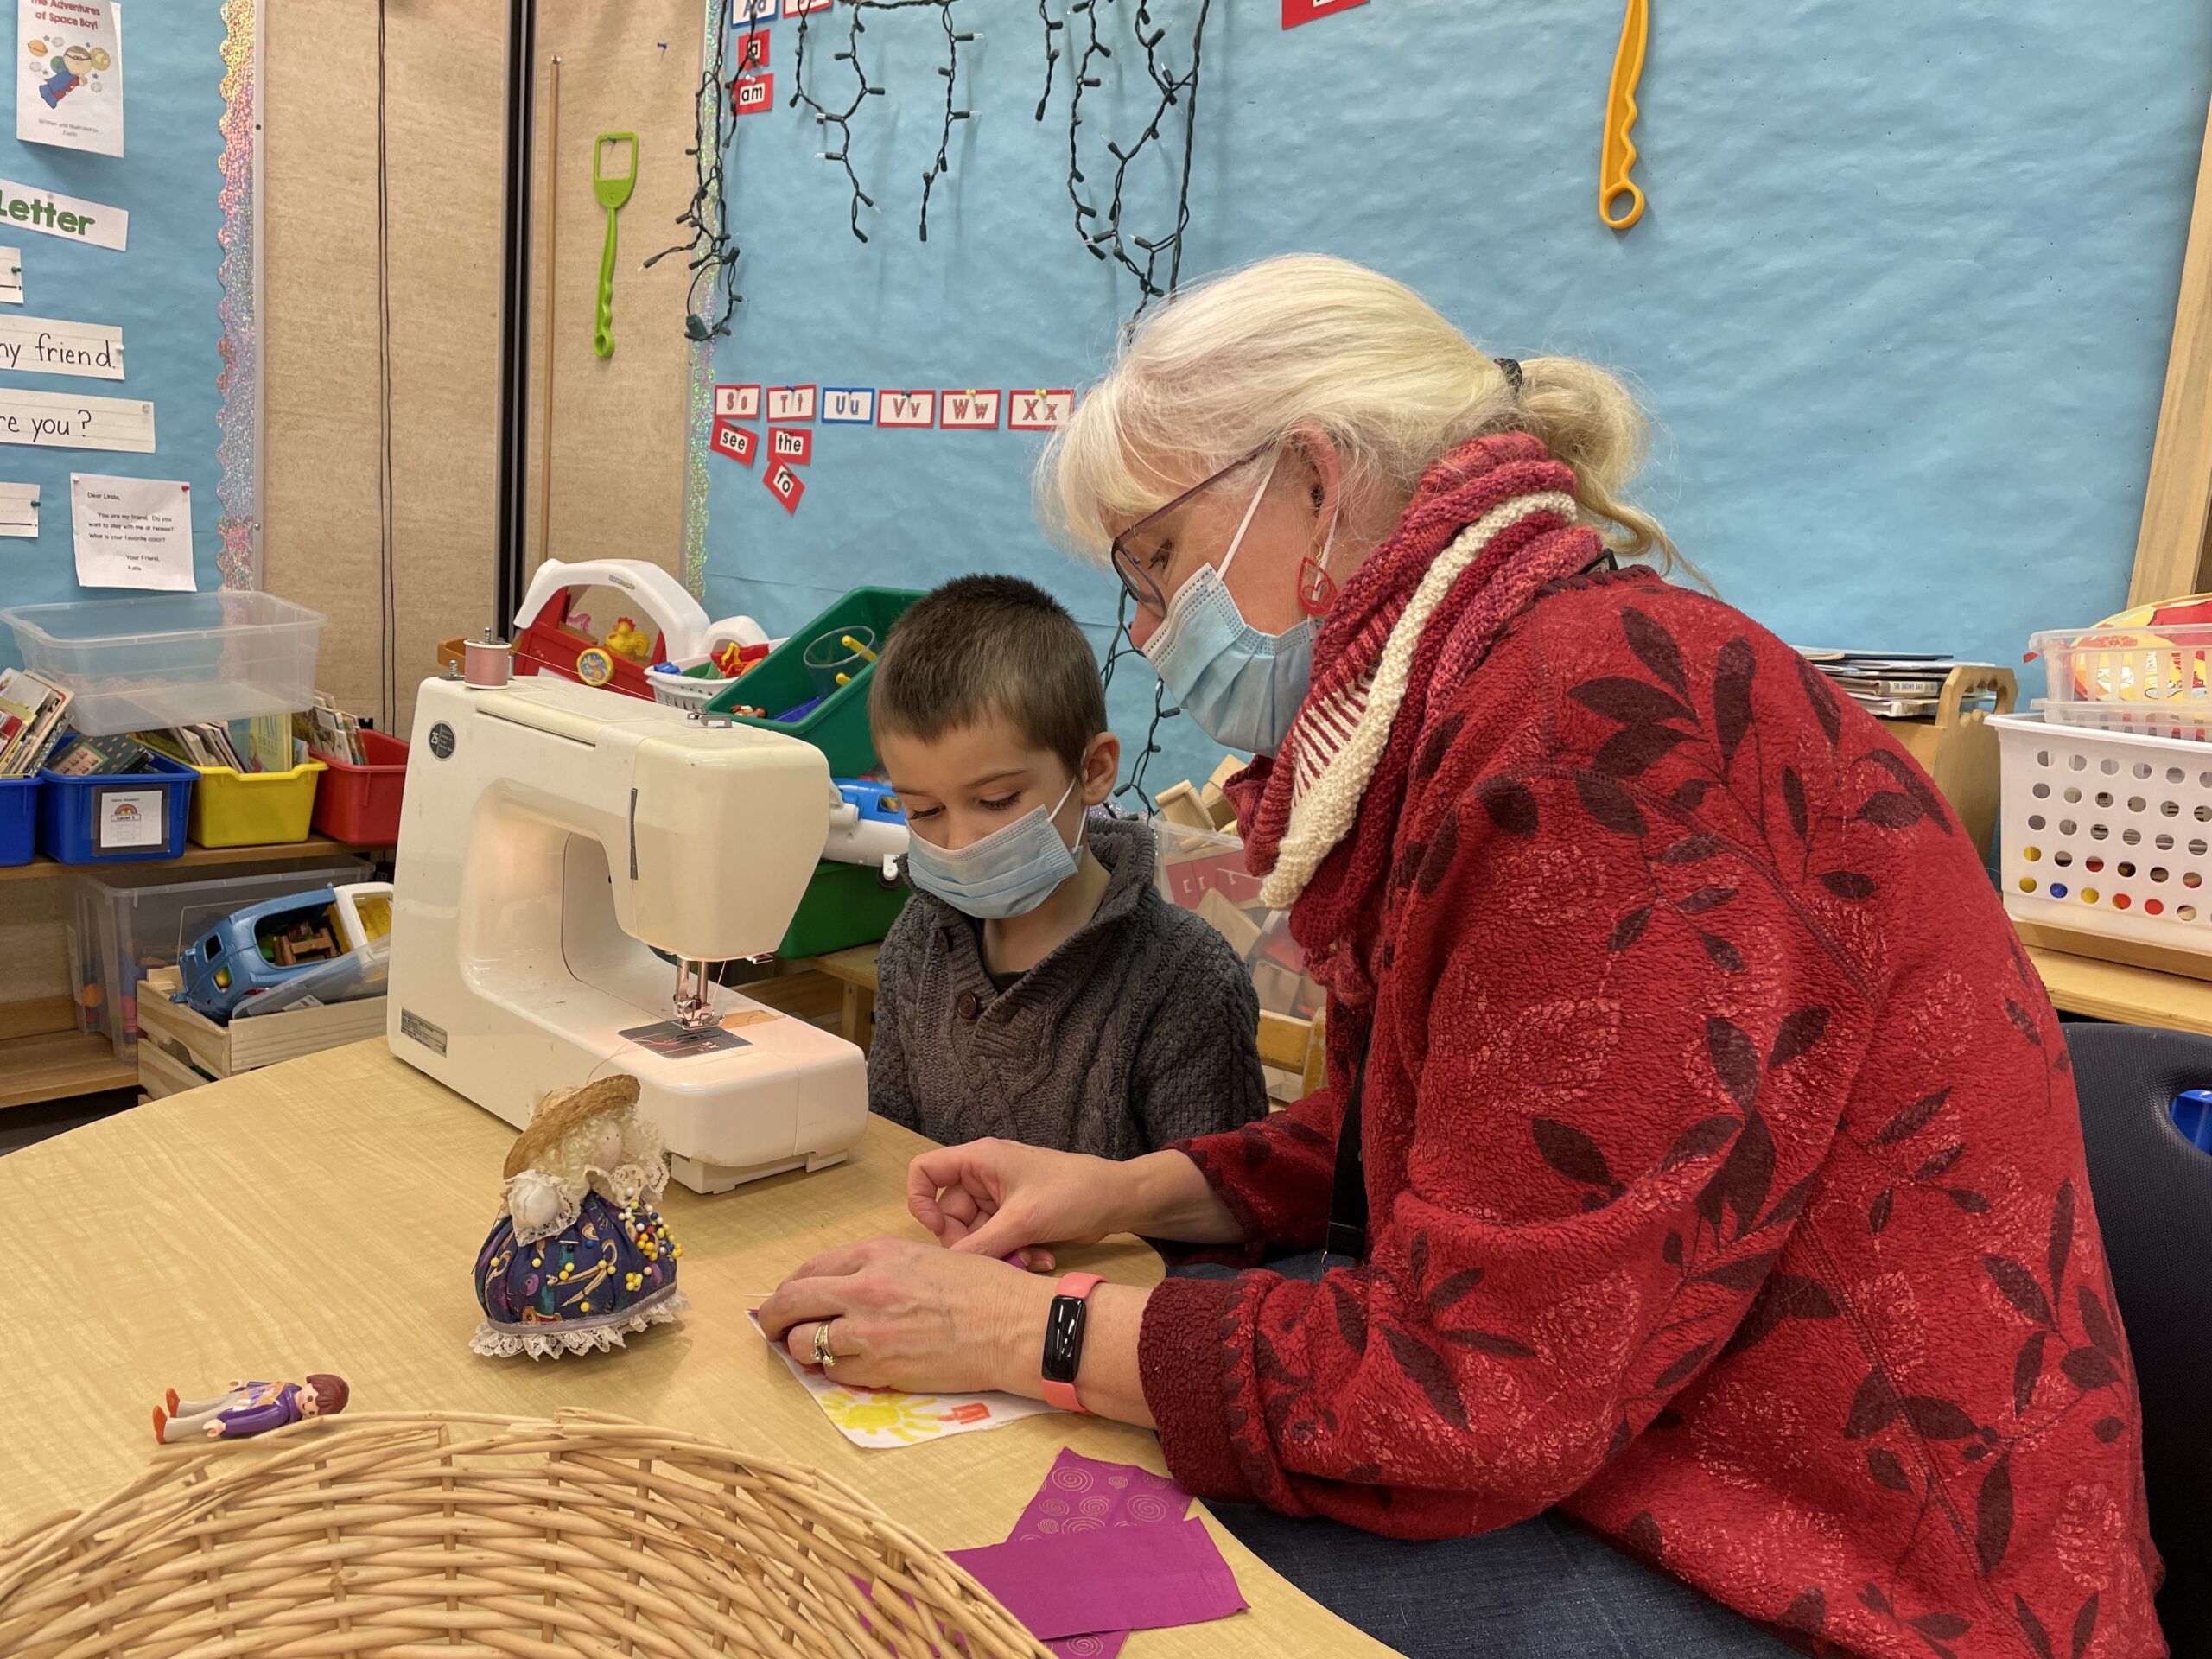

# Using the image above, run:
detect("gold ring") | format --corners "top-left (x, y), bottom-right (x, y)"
top-left (810, 1320), bottom-right (836, 1370)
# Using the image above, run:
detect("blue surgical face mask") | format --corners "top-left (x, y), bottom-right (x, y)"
top-left (905, 774), bottom-right (1085, 920)
top-left (1139, 454), bottom-right (1323, 756)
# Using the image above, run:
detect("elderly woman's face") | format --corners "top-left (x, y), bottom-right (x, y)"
top-left (1109, 451), bottom-right (1319, 650)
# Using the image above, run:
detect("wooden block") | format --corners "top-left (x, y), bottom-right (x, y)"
top-left (1199, 755), bottom-right (1243, 830)
top-left (1152, 782), bottom-right (1213, 831)
top-left (1196, 887), bottom-right (1263, 958)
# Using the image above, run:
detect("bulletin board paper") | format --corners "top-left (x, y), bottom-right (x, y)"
top-left (695, 3), bottom-right (2212, 797)
top-left (0, 0), bottom-right (251, 640)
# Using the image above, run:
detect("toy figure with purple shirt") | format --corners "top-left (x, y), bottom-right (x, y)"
top-left (152, 1375), bottom-right (349, 1443)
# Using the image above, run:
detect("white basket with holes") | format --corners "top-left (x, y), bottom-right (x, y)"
top-left (1993, 711), bottom-right (2212, 956)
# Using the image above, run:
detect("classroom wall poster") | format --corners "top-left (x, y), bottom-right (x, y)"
top-left (16, 0), bottom-right (121, 156)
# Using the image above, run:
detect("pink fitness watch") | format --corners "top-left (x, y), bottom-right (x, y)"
top-left (1039, 1271), bottom-right (1105, 1413)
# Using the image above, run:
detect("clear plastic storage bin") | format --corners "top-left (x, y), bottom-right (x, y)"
top-left (2028, 624), bottom-right (2212, 743)
top-left (0, 591), bottom-right (325, 736)
top-left (68, 856), bottom-right (369, 1061)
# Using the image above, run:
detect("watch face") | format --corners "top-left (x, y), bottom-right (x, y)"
top-left (1042, 1293), bottom-right (1090, 1386)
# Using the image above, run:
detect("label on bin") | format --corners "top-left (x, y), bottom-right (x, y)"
top-left (92, 785), bottom-right (163, 851)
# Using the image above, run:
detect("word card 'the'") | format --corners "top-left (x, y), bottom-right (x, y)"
top-left (877, 390), bottom-right (936, 429)
top-left (766, 385), bottom-right (817, 423)
top-left (1007, 390), bottom-right (1075, 431)
top-left (939, 389), bottom-right (1001, 430)
top-left (712, 422), bottom-right (759, 467)
top-left (769, 426), bottom-right (813, 466)
top-left (715, 384), bottom-right (761, 420)
top-left (764, 460), bottom-right (806, 513)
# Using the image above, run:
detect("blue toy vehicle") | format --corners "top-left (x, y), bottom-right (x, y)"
top-left (176, 886), bottom-right (344, 1021)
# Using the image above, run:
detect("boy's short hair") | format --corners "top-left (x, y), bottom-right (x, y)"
top-left (870, 575), bottom-right (1107, 774)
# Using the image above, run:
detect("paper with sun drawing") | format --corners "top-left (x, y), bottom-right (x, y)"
top-left (750, 1312), bottom-right (1059, 1448)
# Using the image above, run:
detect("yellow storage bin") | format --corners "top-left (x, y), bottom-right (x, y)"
top-left (187, 758), bottom-right (325, 847)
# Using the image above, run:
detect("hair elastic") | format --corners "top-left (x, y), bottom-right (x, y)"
top-left (1494, 356), bottom-right (1524, 395)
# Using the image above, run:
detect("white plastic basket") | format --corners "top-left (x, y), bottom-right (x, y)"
top-left (1993, 711), bottom-right (2212, 954)
top-left (647, 667), bottom-right (740, 711)
top-left (2028, 624), bottom-right (2212, 743)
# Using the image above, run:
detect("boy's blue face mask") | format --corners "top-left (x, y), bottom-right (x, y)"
top-left (905, 775), bottom-right (1084, 920)
top-left (1138, 454), bottom-right (1322, 757)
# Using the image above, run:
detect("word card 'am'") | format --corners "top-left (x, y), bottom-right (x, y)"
top-left (0, 313), bottom-right (120, 378)
top-left (822, 387), bottom-right (874, 424)
top-left (0, 386), bottom-right (149, 450)
top-left (766, 384), bottom-right (816, 422)
top-left (715, 383), bottom-right (760, 420)
top-left (731, 72), bottom-right (773, 116)
top-left (1007, 390), bottom-right (1074, 430)
top-left (877, 390), bottom-right (936, 429)
top-left (939, 389), bottom-right (1001, 429)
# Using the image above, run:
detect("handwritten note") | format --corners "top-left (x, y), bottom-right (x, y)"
top-left (0, 313), bottom-right (120, 378)
top-left (0, 388), bottom-right (150, 450)
top-left (0, 480), bottom-right (36, 537)
top-left (71, 473), bottom-right (191, 590)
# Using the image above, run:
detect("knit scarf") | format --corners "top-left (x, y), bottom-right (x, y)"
top-left (1227, 432), bottom-right (1605, 995)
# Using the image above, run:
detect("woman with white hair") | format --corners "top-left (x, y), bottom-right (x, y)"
top-left (764, 256), bottom-right (2160, 1659)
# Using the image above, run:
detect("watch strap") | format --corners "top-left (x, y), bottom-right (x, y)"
top-left (1039, 1271), bottom-right (1105, 1413)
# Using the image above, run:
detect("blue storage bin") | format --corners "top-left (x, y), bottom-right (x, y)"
top-left (36, 752), bottom-right (194, 864)
top-left (0, 775), bottom-right (35, 866)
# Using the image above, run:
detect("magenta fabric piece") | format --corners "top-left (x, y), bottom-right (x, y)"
top-left (950, 1518), bottom-right (1246, 1641)
top-left (1045, 1636), bottom-right (1128, 1659)
top-left (1010, 1447), bottom-right (1191, 1541)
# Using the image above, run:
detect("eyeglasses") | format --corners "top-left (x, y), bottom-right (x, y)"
top-left (1108, 443), bottom-right (1274, 619)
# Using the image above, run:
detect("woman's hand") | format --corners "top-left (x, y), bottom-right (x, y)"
top-left (909, 1140), bottom-right (1249, 1256)
top-left (756, 1236), bottom-right (1052, 1395)
top-left (906, 1139), bottom-right (1136, 1262)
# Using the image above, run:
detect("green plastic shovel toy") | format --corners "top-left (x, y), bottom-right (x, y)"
top-left (593, 133), bottom-right (638, 359)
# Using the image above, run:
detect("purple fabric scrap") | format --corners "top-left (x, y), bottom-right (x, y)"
top-left (950, 1518), bottom-right (1247, 1642)
top-left (1011, 1447), bottom-right (1191, 1541)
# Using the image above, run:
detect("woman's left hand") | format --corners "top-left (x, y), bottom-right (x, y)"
top-left (757, 1236), bottom-right (1053, 1395)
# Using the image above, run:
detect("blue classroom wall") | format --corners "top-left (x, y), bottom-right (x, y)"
top-left (0, 0), bottom-right (229, 632)
top-left (702, 1), bottom-right (2212, 795)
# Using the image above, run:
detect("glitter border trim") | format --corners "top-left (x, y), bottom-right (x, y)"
top-left (214, 0), bottom-right (259, 590)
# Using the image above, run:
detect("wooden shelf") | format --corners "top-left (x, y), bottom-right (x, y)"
top-left (2027, 945), bottom-right (2212, 1037)
top-left (0, 835), bottom-right (376, 885)
top-left (0, 1028), bottom-right (135, 1109)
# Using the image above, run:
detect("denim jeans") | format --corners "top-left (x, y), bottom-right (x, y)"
top-left (1169, 1254), bottom-right (1796, 1659)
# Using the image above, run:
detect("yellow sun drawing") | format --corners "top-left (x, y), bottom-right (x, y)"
top-left (817, 1387), bottom-right (955, 1444)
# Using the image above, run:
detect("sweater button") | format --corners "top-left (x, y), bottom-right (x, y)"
top-left (956, 991), bottom-right (980, 1020)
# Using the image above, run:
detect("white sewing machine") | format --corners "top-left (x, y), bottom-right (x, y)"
top-left (386, 674), bottom-right (875, 1193)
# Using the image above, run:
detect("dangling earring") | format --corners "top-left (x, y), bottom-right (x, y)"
top-left (1297, 491), bottom-right (1339, 617)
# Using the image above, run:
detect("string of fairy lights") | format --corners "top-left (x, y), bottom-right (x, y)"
top-left (677, 0), bottom-right (1217, 803)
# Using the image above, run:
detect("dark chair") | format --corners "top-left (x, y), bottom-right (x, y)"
top-left (2063, 1023), bottom-right (2212, 1655)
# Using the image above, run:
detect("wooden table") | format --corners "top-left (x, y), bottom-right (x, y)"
top-left (0, 1039), bottom-right (1392, 1659)
top-left (2028, 944), bottom-right (2212, 1035)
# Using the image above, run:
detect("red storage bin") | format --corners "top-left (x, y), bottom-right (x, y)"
top-left (309, 729), bottom-right (408, 845)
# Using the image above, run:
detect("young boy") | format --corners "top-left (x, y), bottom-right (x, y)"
top-left (866, 574), bottom-right (1268, 1159)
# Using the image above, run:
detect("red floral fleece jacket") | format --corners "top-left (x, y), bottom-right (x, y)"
top-left (1135, 453), bottom-right (2162, 1659)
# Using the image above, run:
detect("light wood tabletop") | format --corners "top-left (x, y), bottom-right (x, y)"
top-left (0, 1039), bottom-right (1394, 1659)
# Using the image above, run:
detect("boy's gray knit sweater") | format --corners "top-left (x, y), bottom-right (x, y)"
top-left (868, 817), bottom-right (1270, 1159)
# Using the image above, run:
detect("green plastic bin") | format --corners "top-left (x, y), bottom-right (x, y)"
top-left (778, 860), bottom-right (911, 957)
top-left (702, 587), bottom-right (925, 778)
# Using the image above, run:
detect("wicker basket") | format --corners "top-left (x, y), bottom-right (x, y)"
top-left (0, 1409), bottom-right (1052, 1659)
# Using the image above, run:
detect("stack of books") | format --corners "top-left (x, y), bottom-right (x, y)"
top-left (0, 667), bottom-right (71, 777)
top-left (1795, 651), bottom-right (1960, 720)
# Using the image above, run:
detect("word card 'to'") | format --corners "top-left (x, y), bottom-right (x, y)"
top-left (715, 384), bottom-right (761, 420)
top-left (712, 422), bottom-right (759, 467)
top-left (877, 390), bottom-right (936, 429)
top-left (1007, 389), bottom-right (1075, 431)
top-left (766, 385), bottom-right (817, 422)
top-left (822, 387), bottom-right (875, 424)
top-left (769, 426), bottom-right (813, 466)
top-left (939, 389), bottom-right (1001, 430)
top-left (732, 73), bottom-right (775, 116)
top-left (764, 460), bottom-right (806, 512)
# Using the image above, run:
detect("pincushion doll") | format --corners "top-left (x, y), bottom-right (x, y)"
top-left (472, 1075), bottom-right (688, 1359)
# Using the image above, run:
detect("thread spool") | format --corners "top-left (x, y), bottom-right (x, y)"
top-left (465, 632), bottom-right (513, 690)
